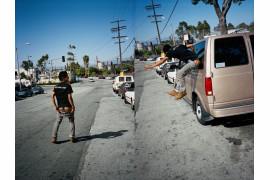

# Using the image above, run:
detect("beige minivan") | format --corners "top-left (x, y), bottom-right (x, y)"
top-left (183, 32), bottom-right (254, 125)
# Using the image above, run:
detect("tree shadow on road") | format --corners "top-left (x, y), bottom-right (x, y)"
top-left (74, 130), bottom-right (129, 143)
top-left (210, 113), bottom-right (254, 128)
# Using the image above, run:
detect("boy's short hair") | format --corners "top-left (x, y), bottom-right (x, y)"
top-left (163, 44), bottom-right (172, 54)
top-left (59, 71), bottom-right (68, 81)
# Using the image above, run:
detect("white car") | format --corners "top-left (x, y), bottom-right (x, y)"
top-left (155, 57), bottom-right (164, 75)
top-left (112, 75), bottom-right (134, 93)
top-left (146, 58), bottom-right (153, 61)
top-left (89, 78), bottom-right (95, 82)
top-left (125, 91), bottom-right (134, 109)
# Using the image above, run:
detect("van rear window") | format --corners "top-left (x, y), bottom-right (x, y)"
top-left (214, 36), bottom-right (249, 68)
top-left (126, 77), bottom-right (132, 81)
top-left (119, 77), bottom-right (124, 82)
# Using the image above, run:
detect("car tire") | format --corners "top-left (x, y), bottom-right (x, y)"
top-left (124, 97), bottom-right (128, 104)
top-left (118, 91), bottom-right (120, 96)
top-left (167, 78), bottom-right (171, 84)
top-left (194, 96), bottom-right (209, 125)
top-left (165, 75), bottom-right (167, 80)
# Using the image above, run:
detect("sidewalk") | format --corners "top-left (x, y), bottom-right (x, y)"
top-left (76, 84), bottom-right (135, 180)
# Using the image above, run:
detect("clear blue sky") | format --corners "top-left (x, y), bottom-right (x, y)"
top-left (15, 0), bottom-right (254, 69)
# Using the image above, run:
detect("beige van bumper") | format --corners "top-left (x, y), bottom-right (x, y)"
top-left (210, 102), bottom-right (254, 118)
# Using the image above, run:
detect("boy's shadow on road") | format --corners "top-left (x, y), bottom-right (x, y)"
top-left (56, 130), bottom-right (128, 144)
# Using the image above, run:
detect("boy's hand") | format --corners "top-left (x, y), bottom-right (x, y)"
top-left (55, 107), bottom-right (59, 112)
top-left (144, 65), bottom-right (152, 69)
top-left (70, 108), bottom-right (75, 114)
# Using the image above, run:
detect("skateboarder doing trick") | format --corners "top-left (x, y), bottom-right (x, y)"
top-left (144, 43), bottom-right (200, 100)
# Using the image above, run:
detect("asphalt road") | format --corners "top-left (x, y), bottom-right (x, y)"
top-left (15, 77), bottom-right (134, 179)
top-left (133, 59), bottom-right (254, 179)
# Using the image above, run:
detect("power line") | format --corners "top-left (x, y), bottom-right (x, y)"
top-left (160, 0), bottom-right (179, 35)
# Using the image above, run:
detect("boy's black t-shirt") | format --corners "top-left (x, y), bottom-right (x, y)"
top-left (166, 45), bottom-right (198, 61)
top-left (53, 82), bottom-right (73, 107)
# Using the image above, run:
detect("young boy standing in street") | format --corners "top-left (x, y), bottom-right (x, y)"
top-left (144, 43), bottom-right (200, 100)
top-left (51, 71), bottom-right (75, 143)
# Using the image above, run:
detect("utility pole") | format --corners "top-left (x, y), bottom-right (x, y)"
top-left (171, 24), bottom-right (176, 46)
top-left (146, 0), bottom-right (162, 44)
top-left (96, 56), bottom-right (99, 68)
top-left (111, 20), bottom-right (127, 71)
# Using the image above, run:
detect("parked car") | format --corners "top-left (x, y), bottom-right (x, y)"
top-left (89, 78), bottom-right (95, 82)
top-left (161, 62), bottom-right (178, 80)
top-left (155, 57), bottom-right (164, 75)
top-left (98, 76), bottom-right (105, 79)
top-left (15, 91), bottom-right (19, 101)
top-left (125, 90), bottom-right (134, 107)
top-left (18, 88), bottom-right (33, 98)
top-left (183, 32), bottom-right (254, 125)
top-left (118, 82), bottom-right (135, 99)
top-left (146, 58), bottom-right (153, 61)
top-left (167, 61), bottom-right (186, 84)
top-left (139, 58), bottom-right (146, 61)
top-left (112, 75), bottom-right (134, 93)
top-left (32, 86), bottom-right (44, 94)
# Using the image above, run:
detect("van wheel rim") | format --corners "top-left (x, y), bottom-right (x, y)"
top-left (196, 101), bottom-right (202, 120)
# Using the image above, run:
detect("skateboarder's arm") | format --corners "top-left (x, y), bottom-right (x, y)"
top-left (68, 94), bottom-right (75, 113)
top-left (186, 44), bottom-right (195, 53)
top-left (144, 56), bottom-right (169, 69)
top-left (51, 92), bottom-right (59, 112)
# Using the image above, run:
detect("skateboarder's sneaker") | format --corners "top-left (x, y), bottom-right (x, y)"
top-left (168, 90), bottom-right (177, 96)
top-left (52, 137), bottom-right (57, 143)
top-left (69, 137), bottom-right (75, 143)
top-left (174, 91), bottom-right (187, 100)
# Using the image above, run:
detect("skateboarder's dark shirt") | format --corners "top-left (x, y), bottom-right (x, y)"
top-left (166, 45), bottom-right (198, 61)
top-left (53, 82), bottom-right (73, 108)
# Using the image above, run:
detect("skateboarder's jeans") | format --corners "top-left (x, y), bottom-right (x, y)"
top-left (175, 60), bottom-right (196, 93)
top-left (52, 110), bottom-right (75, 138)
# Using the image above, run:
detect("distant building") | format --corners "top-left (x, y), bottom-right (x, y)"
top-left (136, 42), bottom-right (145, 51)
top-left (97, 61), bottom-right (105, 70)
top-left (107, 65), bottom-right (112, 71)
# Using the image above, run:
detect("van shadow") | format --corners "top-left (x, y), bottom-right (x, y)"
top-left (210, 113), bottom-right (254, 128)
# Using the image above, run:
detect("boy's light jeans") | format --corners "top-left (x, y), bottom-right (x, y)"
top-left (175, 60), bottom-right (197, 93)
top-left (52, 110), bottom-right (75, 138)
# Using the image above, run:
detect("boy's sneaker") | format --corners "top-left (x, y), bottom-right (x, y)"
top-left (168, 90), bottom-right (177, 96)
top-left (52, 137), bottom-right (57, 143)
top-left (174, 92), bottom-right (187, 100)
top-left (69, 137), bottom-right (75, 143)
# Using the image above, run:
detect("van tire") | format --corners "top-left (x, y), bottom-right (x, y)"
top-left (194, 97), bottom-right (209, 125)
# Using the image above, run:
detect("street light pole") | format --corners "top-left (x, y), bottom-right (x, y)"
top-left (16, 43), bottom-right (30, 90)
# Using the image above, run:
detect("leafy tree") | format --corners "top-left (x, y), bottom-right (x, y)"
top-left (236, 22), bottom-right (248, 29)
top-left (214, 23), bottom-right (221, 32)
top-left (191, 0), bottom-right (246, 35)
top-left (248, 21), bottom-right (254, 32)
top-left (37, 54), bottom-right (49, 73)
top-left (135, 49), bottom-right (145, 59)
top-left (196, 20), bottom-right (211, 40)
top-left (104, 70), bottom-right (110, 76)
top-left (227, 23), bottom-right (235, 30)
top-left (83, 55), bottom-right (89, 76)
top-left (21, 61), bottom-right (29, 77)
top-left (20, 72), bottom-right (26, 79)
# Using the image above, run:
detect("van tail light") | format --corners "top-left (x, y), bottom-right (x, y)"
top-left (124, 89), bottom-right (126, 92)
top-left (205, 77), bottom-right (213, 96)
top-left (166, 70), bottom-right (168, 73)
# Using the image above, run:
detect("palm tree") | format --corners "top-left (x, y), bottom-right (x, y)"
top-left (67, 45), bottom-right (76, 73)
top-left (27, 60), bottom-right (33, 80)
top-left (21, 61), bottom-right (29, 79)
top-left (83, 55), bottom-right (89, 77)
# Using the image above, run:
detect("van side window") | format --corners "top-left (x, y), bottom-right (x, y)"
top-left (119, 77), bottom-right (124, 82)
top-left (214, 36), bottom-right (248, 68)
top-left (193, 41), bottom-right (205, 69)
top-left (249, 35), bottom-right (254, 56)
top-left (126, 77), bottom-right (132, 82)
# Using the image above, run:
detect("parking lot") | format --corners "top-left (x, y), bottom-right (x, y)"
top-left (134, 59), bottom-right (254, 179)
